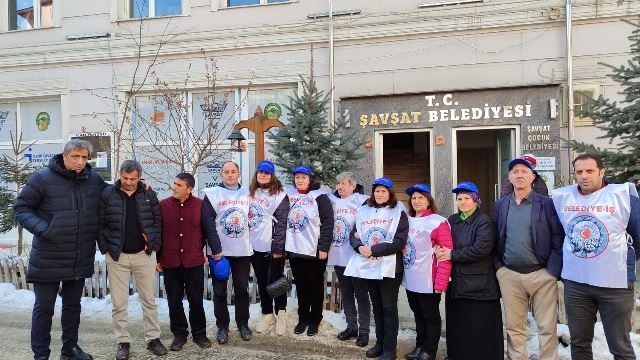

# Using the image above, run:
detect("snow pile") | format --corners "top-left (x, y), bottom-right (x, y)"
top-left (1, 282), bottom-right (640, 358)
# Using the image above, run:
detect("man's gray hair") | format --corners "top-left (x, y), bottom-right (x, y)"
top-left (336, 171), bottom-right (357, 187)
top-left (63, 139), bottom-right (93, 157)
top-left (119, 160), bottom-right (143, 175)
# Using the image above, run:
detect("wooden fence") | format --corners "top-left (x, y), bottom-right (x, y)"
top-left (0, 258), bottom-right (343, 312)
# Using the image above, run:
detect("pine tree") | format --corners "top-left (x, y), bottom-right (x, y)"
top-left (0, 130), bottom-right (40, 256)
top-left (269, 77), bottom-right (364, 187)
top-left (568, 22), bottom-right (640, 189)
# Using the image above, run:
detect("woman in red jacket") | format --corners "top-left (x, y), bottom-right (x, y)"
top-left (402, 184), bottom-right (452, 360)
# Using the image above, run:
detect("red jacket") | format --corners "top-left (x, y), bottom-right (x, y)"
top-left (158, 194), bottom-right (206, 269)
top-left (422, 209), bottom-right (453, 292)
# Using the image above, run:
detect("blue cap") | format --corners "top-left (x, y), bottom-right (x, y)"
top-left (292, 165), bottom-right (314, 176)
top-left (372, 177), bottom-right (394, 189)
top-left (256, 160), bottom-right (275, 174)
top-left (452, 181), bottom-right (479, 194)
top-left (508, 158), bottom-right (534, 171)
top-left (208, 256), bottom-right (230, 281)
top-left (405, 183), bottom-right (431, 196)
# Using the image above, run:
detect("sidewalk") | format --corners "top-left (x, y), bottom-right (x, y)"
top-left (0, 308), bottom-right (376, 360)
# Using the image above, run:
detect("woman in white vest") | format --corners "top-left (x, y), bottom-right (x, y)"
top-left (402, 184), bottom-right (452, 360)
top-left (248, 160), bottom-right (290, 336)
top-left (327, 172), bottom-right (371, 347)
top-left (285, 165), bottom-right (334, 337)
top-left (345, 177), bottom-right (408, 360)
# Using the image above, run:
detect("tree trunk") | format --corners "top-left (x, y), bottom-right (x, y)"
top-left (17, 224), bottom-right (23, 256)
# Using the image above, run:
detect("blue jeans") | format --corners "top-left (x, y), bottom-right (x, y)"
top-left (31, 279), bottom-right (85, 359)
top-left (563, 279), bottom-right (636, 360)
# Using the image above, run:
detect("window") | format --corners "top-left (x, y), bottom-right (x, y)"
top-left (129, 0), bottom-right (182, 18)
top-left (8, 0), bottom-right (53, 30)
top-left (227, 0), bottom-right (287, 6)
top-left (212, 0), bottom-right (294, 11)
top-left (0, 98), bottom-right (63, 173)
top-left (572, 86), bottom-right (600, 126)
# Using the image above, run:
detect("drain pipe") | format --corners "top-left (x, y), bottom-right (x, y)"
top-left (566, 0), bottom-right (575, 166)
top-left (329, 0), bottom-right (335, 125)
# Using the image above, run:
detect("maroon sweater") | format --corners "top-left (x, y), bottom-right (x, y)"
top-left (158, 194), bottom-right (206, 268)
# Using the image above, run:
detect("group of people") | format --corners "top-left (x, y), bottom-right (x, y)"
top-left (13, 139), bottom-right (640, 360)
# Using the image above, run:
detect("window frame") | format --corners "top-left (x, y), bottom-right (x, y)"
top-left (1, 0), bottom-right (60, 32)
top-left (571, 85), bottom-right (601, 127)
top-left (211, 0), bottom-right (296, 11)
top-left (112, 0), bottom-right (190, 22)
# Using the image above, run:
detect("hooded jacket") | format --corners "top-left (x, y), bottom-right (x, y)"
top-left (14, 154), bottom-right (105, 282)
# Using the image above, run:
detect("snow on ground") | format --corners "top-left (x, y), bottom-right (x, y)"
top-left (1, 283), bottom-right (639, 358)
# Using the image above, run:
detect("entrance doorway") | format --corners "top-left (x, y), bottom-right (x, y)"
top-left (378, 131), bottom-right (431, 203)
top-left (454, 127), bottom-right (517, 214)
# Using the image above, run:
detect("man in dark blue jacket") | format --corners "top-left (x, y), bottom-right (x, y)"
top-left (493, 157), bottom-right (564, 360)
top-left (14, 139), bottom-right (102, 360)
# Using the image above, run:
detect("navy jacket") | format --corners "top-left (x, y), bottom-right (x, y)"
top-left (14, 155), bottom-right (105, 282)
top-left (493, 192), bottom-right (564, 278)
top-left (97, 181), bottom-right (162, 261)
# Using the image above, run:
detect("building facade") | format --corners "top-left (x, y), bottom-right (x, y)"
top-left (0, 0), bottom-right (637, 212)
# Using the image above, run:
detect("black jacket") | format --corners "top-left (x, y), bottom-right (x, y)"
top-left (271, 195), bottom-right (290, 254)
top-left (447, 210), bottom-right (501, 300)
top-left (97, 181), bottom-right (162, 261)
top-left (350, 206), bottom-right (409, 274)
top-left (14, 155), bottom-right (105, 282)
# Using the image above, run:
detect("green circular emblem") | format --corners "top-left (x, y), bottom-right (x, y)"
top-left (264, 103), bottom-right (282, 120)
top-left (36, 112), bottom-right (51, 131)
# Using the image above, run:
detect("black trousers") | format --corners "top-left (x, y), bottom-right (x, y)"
top-left (289, 256), bottom-right (327, 324)
top-left (564, 279), bottom-right (636, 360)
top-left (163, 265), bottom-right (207, 338)
top-left (31, 279), bottom-right (85, 359)
top-left (212, 256), bottom-right (251, 329)
top-left (406, 290), bottom-right (441, 354)
top-left (251, 251), bottom-right (287, 314)
top-left (367, 273), bottom-right (403, 354)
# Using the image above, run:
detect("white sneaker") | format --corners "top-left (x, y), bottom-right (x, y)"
top-left (256, 313), bottom-right (276, 333)
top-left (275, 310), bottom-right (287, 336)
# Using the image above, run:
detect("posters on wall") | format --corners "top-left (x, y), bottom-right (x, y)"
top-left (70, 132), bottom-right (114, 182)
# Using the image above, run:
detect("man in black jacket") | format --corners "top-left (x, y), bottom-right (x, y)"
top-left (98, 160), bottom-right (166, 360)
top-left (14, 139), bottom-right (102, 360)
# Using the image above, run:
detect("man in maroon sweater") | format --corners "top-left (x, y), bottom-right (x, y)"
top-left (158, 173), bottom-right (212, 351)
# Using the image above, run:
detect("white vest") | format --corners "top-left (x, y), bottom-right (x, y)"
top-left (285, 187), bottom-right (325, 256)
top-left (402, 214), bottom-right (447, 293)
top-left (203, 186), bottom-right (252, 257)
top-left (344, 204), bottom-right (403, 279)
top-left (327, 193), bottom-right (370, 267)
top-left (552, 183), bottom-right (635, 288)
top-left (249, 189), bottom-right (287, 252)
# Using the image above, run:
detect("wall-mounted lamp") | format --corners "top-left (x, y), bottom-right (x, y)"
top-left (227, 130), bottom-right (246, 152)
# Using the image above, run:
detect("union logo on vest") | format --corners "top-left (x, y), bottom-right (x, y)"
top-left (332, 216), bottom-right (351, 246)
top-left (363, 227), bottom-right (387, 246)
top-left (287, 207), bottom-right (309, 233)
top-left (220, 208), bottom-right (248, 238)
top-left (567, 215), bottom-right (609, 258)
top-left (402, 240), bottom-right (416, 269)
top-left (248, 202), bottom-right (264, 230)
